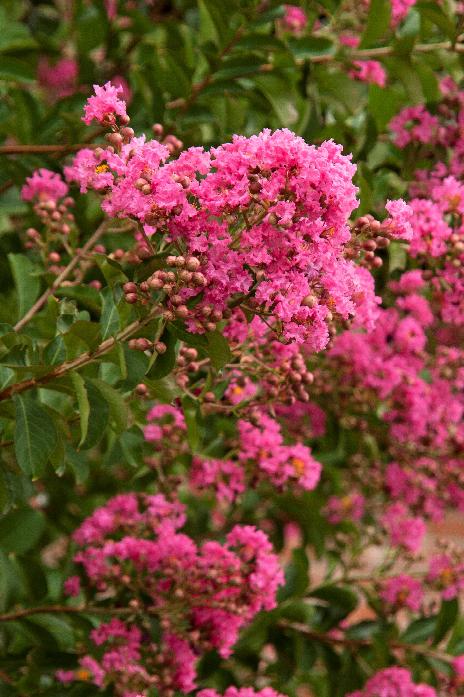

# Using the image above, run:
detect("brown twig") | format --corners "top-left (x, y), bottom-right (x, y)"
top-left (0, 305), bottom-right (163, 402)
top-left (0, 143), bottom-right (101, 155)
top-left (0, 605), bottom-right (135, 622)
top-left (279, 620), bottom-right (451, 662)
top-left (311, 40), bottom-right (464, 63)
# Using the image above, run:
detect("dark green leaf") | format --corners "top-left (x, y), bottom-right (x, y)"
top-left (182, 395), bottom-right (201, 452)
top-left (8, 254), bottom-right (40, 321)
top-left (434, 598), bottom-right (458, 644)
top-left (0, 507), bottom-right (45, 554)
top-left (80, 380), bottom-right (109, 449)
top-left (14, 396), bottom-right (57, 477)
top-left (71, 372), bottom-right (90, 448)
top-left (146, 327), bottom-right (177, 380)
top-left (360, 0), bottom-right (391, 48)
top-left (253, 73), bottom-right (299, 125)
top-left (206, 330), bottom-right (232, 371)
top-left (89, 378), bottom-right (128, 434)
top-left (287, 36), bottom-right (334, 60)
top-left (100, 287), bottom-right (120, 340)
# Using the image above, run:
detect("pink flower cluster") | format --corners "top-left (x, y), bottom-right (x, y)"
top-left (348, 667), bottom-right (436, 697)
top-left (82, 81), bottom-right (129, 126)
top-left (280, 5), bottom-right (308, 34)
top-left (390, 106), bottom-right (439, 148)
top-left (143, 404), bottom-right (186, 443)
top-left (428, 553), bottom-right (464, 600)
top-left (349, 60), bottom-right (387, 87)
top-left (380, 574), bottom-right (424, 612)
top-left (63, 84), bottom-right (411, 349)
top-left (382, 503), bottom-right (426, 554)
top-left (190, 410), bottom-right (321, 502)
top-left (37, 57), bottom-right (78, 100)
top-left (325, 493), bottom-right (365, 524)
top-left (322, 264), bottom-right (464, 533)
top-left (199, 689), bottom-right (285, 697)
top-left (21, 168), bottom-right (69, 203)
top-left (390, 0), bottom-right (418, 26)
top-left (62, 493), bottom-right (283, 695)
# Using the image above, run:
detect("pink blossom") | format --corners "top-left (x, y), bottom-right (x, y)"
top-left (383, 199), bottom-right (414, 240)
top-left (349, 60), bottom-right (387, 87)
top-left (37, 57), bottom-right (78, 100)
top-left (428, 554), bottom-right (464, 599)
top-left (56, 670), bottom-right (75, 683)
top-left (111, 75), bottom-right (132, 103)
top-left (348, 667), bottom-right (436, 697)
top-left (63, 575), bottom-right (81, 597)
top-left (390, 106), bottom-right (438, 148)
top-left (326, 494), bottom-right (365, 524)
top-left (339, 34), bottom-right (361, 48)
top-left (452, 655), bottom-right (464, 678)
top-left (21, 168), bottom-right (69, 203)
top-left (82, 81), bottom-right (128, 125)
top-left (390, 0), bottom-right (418, 26)
top-left (281, 5), bottom-right (308, 33)
top-left (63, 494), bottom-right (284, 693)
top-left (382, 503), bottom-right (426, 553)
top-left (380, 574), bottom-right (424, 612)
top-left (199, 688), bottom-right (286, 697)
top-left (190, 457), bottom-right (246, 503)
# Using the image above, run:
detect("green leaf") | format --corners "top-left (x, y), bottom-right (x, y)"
top-left (401, 616), bottom-right (436, 643)
top-left (8, 254), bottom-right (40, 321)
top-left (360, 0), bottom-right (391, 48)
top-left (198, 0), bottom-right (234, 47)
top-left (287, 36), bottom-right (334, 60)
top-left (89, 378), bottom-right (128, 434)
top-left (14, 396), bottom-right (57, 477)
top-left (95, 255), bottom-right (128, 287)
top-left (182, 395), bottom-right (201, 452)
top-left (146, 376), bottom-right (182, 402)
top-left (0, 507), bottom-right (45, 554)
top-left (206, 330), bottom-right (232, 371)
top-left (80, 380), bottom-right (110, 449)
top-left (170, 323), bottom-right (208, 351)
top-left (280, 548), bottom-right (309, 599)
top-left (417, 1), bottom-right (456, 39)
top-left (25, 614), bottom-right (75, 651)
top-left (434, 598), bottom-right (458, 644)
top-left (71, 372), bottom-right (90, 448)
top-left (235, 34), bottom-right (287, 52)
top-left (253, 73), bottom-right (299, 125)
top-left (100, 287), bottom-right (120, 340)
top-left (43, 336), bottom-right (66, 366)
top-left (63, 320), bottom-right (101, 358)
top-left (0, 56), bottom-right (36, 82)
top-left (0, 14), bottom-right (36, 53)
top-left (309, 584), bottom-right (358, 627)
top-left (146, 327), bottom-right (177, 380)
top-left (54, 285), bottom-right (101, 313)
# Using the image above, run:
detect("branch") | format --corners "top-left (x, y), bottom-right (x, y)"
top-left (0, 143), bottom-right (101, 155)
top-left (279, 620), bottom-right (451, 663)
top-left (14, 220), bottom-right (111, 332)
top-left (0, 305), bottom-right (163, 402)
top-left (166, 40), bottom-right (464, 109)
top-left (0, 605), bottom-right (135, 622)
top-left (311, 40), bottom-right (464, 63)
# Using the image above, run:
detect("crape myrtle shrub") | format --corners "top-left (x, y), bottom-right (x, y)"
top-left (2, 0), bottom-right (464, 695)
